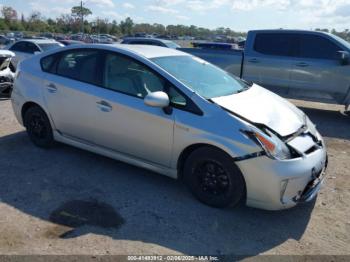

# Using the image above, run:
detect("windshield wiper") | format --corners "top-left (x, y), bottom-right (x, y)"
top-left (236, 85), bottom-right (251, 93)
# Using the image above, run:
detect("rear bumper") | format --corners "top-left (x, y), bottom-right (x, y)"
top-left (237, 146), bottom-right (327, 210)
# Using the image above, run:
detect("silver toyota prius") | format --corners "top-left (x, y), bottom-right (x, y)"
top-left (11, 44), bottom-right (327, 210)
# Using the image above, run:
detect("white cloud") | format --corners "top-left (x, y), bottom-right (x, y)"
top-left (29, 1), bottom-right (71, 15)
top-left (122, 3), bottom-right (135, 9)
top-left (86, 0), bottom-right (115, 8)
top-left (176, 15), bottom-right (190, 21)
top-left (153, 0), bottom-right (350, 29)
top-left (102, 10), bottom-right (143, 22)
top-left (147, 5), bottom-right (179, 14)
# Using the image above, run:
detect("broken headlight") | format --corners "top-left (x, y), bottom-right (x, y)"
top-left (243, 128), bottom-right (291, 160)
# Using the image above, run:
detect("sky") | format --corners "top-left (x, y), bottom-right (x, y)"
top-left (2, 0), bottom-right (350, 31)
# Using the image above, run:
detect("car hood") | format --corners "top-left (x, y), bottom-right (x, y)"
top-left (211, 84), bottom-right (305, 137)
top-left (0, 50), bottom-right (15, 58)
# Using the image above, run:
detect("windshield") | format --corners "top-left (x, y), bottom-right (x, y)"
top-left (38, 43), bottom-right (63, 52)
top-left (151, 55), bottom-right (250, 99)
top-left (330, 34), bottom-right (350, 50)
top-left (164, 41), bottom-right (180, 49)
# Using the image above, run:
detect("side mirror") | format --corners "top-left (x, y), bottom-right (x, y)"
top-left (337, 51), bottom-right (349, 66)
top-left (144, 91), bottom-right (170, 108)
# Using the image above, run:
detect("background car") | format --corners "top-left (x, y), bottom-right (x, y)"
top-left (0, 35), bottom-right (12, 46)
top-left (7, 39), bottom-right (64, 68)
top-left (58, 40), bottom-right (86, 46)
top-left (121, 37), bottom-right (181, 49)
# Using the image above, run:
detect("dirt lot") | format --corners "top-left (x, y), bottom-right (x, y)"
top-left (0, 98), bottom-right (349, 257)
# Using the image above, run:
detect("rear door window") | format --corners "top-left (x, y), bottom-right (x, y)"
top-left (56, 49), bottom-right (100, 85)
top-left (297, 34), bottom-right (342, 60)
top-left (254, 33), bottom-right (296, 56)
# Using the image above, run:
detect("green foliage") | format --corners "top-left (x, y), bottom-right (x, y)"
top-left (0, 18), bottom-right (9, 30)
top-left (71, 6), bottom-right (92, 18)
top-left (120, 17), bottom-right (134, 35)
top-left (1, 6), bottom-right (18, 22)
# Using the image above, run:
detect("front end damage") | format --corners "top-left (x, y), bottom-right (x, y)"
top-left (211, 85), bottom-right (328, 210)
top-left (236, 117), bottom-right (328, 210)
top-left (0, 51), bottom-right (15, 98)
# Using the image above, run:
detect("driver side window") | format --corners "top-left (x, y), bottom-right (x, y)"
top-left (102, 53), bottom-right (187, 107)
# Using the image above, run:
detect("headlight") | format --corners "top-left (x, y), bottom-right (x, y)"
top-left (305, 115), bottom-right (320, 138)
top-left (242, 128), bottom-right (291, 160)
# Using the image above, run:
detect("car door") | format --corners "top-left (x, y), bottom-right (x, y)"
top-left (91, 51), bottom-right (176, 167)
top-left (243, 33), bottom-right (296, 95)
top-left (289, 34), bottom-right (350, 103)
top-left (42, 49), bottom-right (102, 143)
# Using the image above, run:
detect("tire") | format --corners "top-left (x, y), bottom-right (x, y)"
top-left (24, 106), bottom-right (55, 148)
top-left (184, 147), bottom-right (246, 208)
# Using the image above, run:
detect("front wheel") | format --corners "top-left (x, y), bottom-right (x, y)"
top-left (24, 106), bottom-right (55, 148)
top-left (184, 147), bottom-right (246, 208)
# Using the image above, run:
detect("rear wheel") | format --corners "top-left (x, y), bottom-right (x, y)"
top-left (184, 147), bottom-right (246, 208)
top-left (24, 106), bottom-right (55, 148)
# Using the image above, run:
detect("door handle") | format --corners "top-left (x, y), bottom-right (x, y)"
top-left (248, 58), bottom-right (260, 63)
top-left (296, 62), bottom-right (309, 67)
top-left (46, 83), bottom-right (57, 93)
top-left (96, 100), bottom-right (112, 112)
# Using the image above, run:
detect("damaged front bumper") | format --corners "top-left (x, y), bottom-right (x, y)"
top-left (0, 51), bottom-right (15, 98)
top-left (295, 160), bottom-right (327, 203)
top-left (236, 143), bottom-right (327, 210)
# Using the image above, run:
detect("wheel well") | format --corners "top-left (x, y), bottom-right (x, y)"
top-left (177, 144), bottom-right (233, 180)
top-left (21, 102), bottom-right (41, 125)
top-left (177, 143), bottom-right (247, 204)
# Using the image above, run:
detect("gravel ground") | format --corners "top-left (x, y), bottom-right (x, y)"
top-left (0, 98), bottom-right (349, 257)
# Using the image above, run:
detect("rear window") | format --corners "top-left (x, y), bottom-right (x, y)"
top-left (38, 43), bottom-right (63, 52)
top-left (254, 33), bottom-right (295, 56)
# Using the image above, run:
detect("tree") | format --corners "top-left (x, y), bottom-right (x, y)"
top-left (1, 6), bottom-right (18, 23)
top-left (71, 4), bottom-right (92, 33)
top-left (0, 18), bottom-right (8, 30)
top-left (110, 20), bottom-right (120, 35)
top-left (120, 17), bottom-right (134, 35)
top-left (26, 12), bottom-right (49, 32)
top-left (71, 5), bottom-right (92, 19)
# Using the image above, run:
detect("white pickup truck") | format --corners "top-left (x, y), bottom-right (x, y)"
top-left (181, 30), bottom-right (350, 111)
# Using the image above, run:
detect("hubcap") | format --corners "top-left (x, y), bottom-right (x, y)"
top-left (195, 161), bottom-right (230, 196)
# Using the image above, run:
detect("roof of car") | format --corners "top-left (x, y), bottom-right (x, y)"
top-left (123, 37), bottom-right (173, 43)
top-left (86, 43), bottom-right (190, 59)
top-left (249, 29), bottom-right (330, 35)
top-left (17, 39), bottom-right (60, 44)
